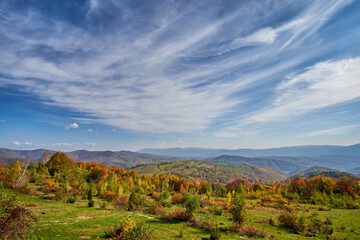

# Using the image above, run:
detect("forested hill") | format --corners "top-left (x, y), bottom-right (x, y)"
top-left (211, 155), bottom-right (305, 172)
top-left (128, 160), bottom-right (287, 184)
top-left (290, 166), bottom-right (360, 179)
top-left (0, 148), bottom-right (183, 169)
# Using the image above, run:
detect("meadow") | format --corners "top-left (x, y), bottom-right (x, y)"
top-left (1, 152), bottom-right (359, 239)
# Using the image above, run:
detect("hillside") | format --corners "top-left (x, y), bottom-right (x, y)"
top-left (0, 148), bottom-right (183, 169)
top-left (211, 155), bottom-right (306, 172)
top-left (348, 167), bottom-right (360, 176)
top-left (290, 166), bottom-right (360, 179)
top-left (139, 144), bottom-right (360, 158)
top-left (129, 160), bottom-right (287, 183)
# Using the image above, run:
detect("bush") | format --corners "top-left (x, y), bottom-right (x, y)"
top-left (240, 226), bottom-right (267, 238)
top-left (114, 197), bottom-right (129, 210)
top-left (0, 186), bottom-right (37, 239)
top-left (185, 196), bottom-right (200, 219)
top-left (161, 210), bottom-right (188, 221)
top-left (171, 193), bottom-right (183, 204)
top-left (105, 217), bottom-right (152, 240)
top-left (278, 210), bottom-right (334, 236)
top-left (213, 206), bottom-right (223, 216)
top-left (66, 196), bottom-right (77, 204)
top-left (229, 194), bottom-right (246, 226)
top-left (128, 189), bottom-right (144, 211)
top-left (210, 228), bottom-right (222, 240)
top-left (148, 202), bottom-right (165, 216)
top-left (100, 203), bottom-right (106, 209)
top-left (88, 200), bottom-right (95, 207)
top-left (87, 188), bottom-right (93, 201)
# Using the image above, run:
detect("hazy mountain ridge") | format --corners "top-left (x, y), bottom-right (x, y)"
top-left (129, 160), bottom-right (287, 184)
top-left (139, 144), bottom-right (360, 158)
top-left (0, 148), bottom-right (183, 169)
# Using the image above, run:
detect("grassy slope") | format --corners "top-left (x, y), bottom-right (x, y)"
top-left (129, 160), bottom-right (287, 183)
top-left (17, 191), bottom-right (360, 240)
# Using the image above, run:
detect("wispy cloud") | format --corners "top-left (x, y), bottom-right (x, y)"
top-left (250, 57), bottom-right (360, 122)
top-left (86, 142), bottom-right (96, 146)
top-left (13, 141), bottom-right (20, 145)
top-left (0, 120), bottom-right (5, 122)
top-left (299, 124), bottom-right (360, 137)
top-left (0, 0), bottom-right (355, 135)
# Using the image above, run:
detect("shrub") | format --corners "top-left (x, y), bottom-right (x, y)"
top-left (114, 197), bottom-right (129, 210)
top-left (161, 210), bottom-right (188, 221)
top-left (100, 203), bottom-right (106, 209)
top-left (181, 192), bottom-right (192, 206)
top-left (105, 217), bottom-right (152, 240)
top-left (66, 196), bottom-right (77, 204)
top-left (148, 202), bottom-right (166, 215)
top-left (87, 188), bottom-right (93, 201)
top-left (88, 200), bottom-right (95, 207)
top-left (213, 206), bottom-right (223, 216)
top-left (189, 214), bottom-right (214, 231)
top-left (128, 189), bottom-right (144, 211)
top-left (229, 194), bottom-right (246, 226)
top-left (210, 228), bottom-right (222, 240)
top-left (240, 226), bottom-right (267, 238)
top-left (185, 196), bottom-right (200, 219)
top-left (277, 211), bottom-right (301, 232)
top-left (171, 193), bottom-right (183, 204)
top-left (0, 186), bottom-right (37, 239)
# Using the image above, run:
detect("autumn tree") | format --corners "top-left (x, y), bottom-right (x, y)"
top-left (45, 152), bottom-right (74, 176)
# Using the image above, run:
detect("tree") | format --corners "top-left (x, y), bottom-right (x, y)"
top-left (45, 152), bottom-right (74, 176)
top-left (229, 193), bottom-right (246, 226)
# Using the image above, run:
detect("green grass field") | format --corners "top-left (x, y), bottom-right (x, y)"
top-left (15, 191), bottom-right (360, 240)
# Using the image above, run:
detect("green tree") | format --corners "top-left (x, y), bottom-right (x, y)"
top-left (229, 193), bottom-right (246, 226)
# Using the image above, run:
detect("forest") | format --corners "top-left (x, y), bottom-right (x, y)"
top-left (0, 152), bottom-right (359, 239)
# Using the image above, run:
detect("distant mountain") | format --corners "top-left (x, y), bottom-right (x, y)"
top-left (211, 155), bottom-right (307, 172)
top-left (348, 167), bottom-right (360, 176)
top-left (0, 148), bottom-right (51, 160)
top-left (67, 150), bottom-right (182, 168)
top-left (139, 144), bottom-right (360, 158)
top-left (129, 160), bottom-right (287, 184)
top-left (290, 166), bottom-right (360, 179)
top-left (0, 148), bottom-right (183, 168)
top-left (139, 144), bottom-right (360, 171)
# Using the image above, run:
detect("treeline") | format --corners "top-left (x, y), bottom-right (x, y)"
top-left (0, 152), bottom-right (359, 210)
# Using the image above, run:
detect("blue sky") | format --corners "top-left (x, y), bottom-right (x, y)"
top-left (1, 0), bottom-right (360, 151)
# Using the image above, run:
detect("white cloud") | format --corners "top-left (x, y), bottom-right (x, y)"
top-left (299, 124), bottom-right (360, 137)
top-left (66, 123), bottom-right (79, 129)
top-left (87, 129), bottom-right (93, 132)
top-left (25, 141), bottom-right (32, 145)
top-left (86, 142), bottom-right (96, 146)
top-left (250, 57), bottom-right (360, 122)
top-left (214, 132), bottom-right (239, 138)
top-left (50, 142), bottom-right (72, 147)
top-left (13, 141), bottom-right (21, 145)
top-left (0, 120), bottom-right (5, 122)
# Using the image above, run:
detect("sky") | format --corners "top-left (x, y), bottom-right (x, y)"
top-left (0, 0), bottom-right (360, 151)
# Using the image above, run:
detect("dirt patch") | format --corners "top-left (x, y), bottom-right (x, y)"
top-left (76, 216), bottom-right (93, 220)
top-left (79, 236), bottom-right (91, 239)
top-left (134, 212), bottom-right (158, 220)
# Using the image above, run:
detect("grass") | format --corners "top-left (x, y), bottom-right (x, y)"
top-left (15, 192), bottom-right (360, 239)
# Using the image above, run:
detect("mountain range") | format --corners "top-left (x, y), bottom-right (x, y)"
top-left (1, 144), bottom-right (359, 174)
